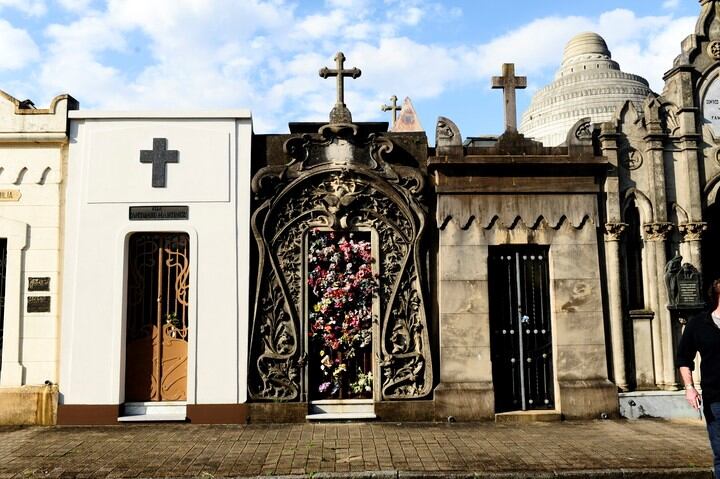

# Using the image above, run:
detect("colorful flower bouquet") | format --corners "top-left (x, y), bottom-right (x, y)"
top-left (308, 230), bottom-right (378, 398)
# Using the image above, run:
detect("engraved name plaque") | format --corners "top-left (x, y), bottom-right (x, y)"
top-left (28, 277), bottom-right (51, 292)
top-left (27, 296), bottom-right (51, 313)
top-left (0, 190), bottom-right (21, 202)
top-left (703, 77), bottom-right (720, 135)
top-left (129, 206), bottom-right (189, 221)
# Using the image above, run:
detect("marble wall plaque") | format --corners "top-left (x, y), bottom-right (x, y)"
top-left (27, 296), bottom-right (51, 313)
top-left (28, 277), bottom-right (50, 292)
top-left (703, 77), bottom-right (720, 134)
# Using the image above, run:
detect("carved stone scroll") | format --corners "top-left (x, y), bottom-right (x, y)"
top-left (249, 124), bottom-right (432, 402)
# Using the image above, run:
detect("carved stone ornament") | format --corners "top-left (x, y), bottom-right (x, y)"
top-left (643, 222), bottom-right (673, 241)
top-left (678, 222), bottom-right (708, 242)
top-left (436, 116), bottom-right (461, 148)
top-left (248, 123), bottom-right (432, 402)
top-left (575, 121), bottom-right (593, 141)
top-left (709, 41), bottom-right (720, 60)
top-left (620, 146), bottom-right (644, 171)
top-left (604, 222), bottom-right (628, 241)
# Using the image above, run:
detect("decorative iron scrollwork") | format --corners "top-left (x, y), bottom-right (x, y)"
top-left (248, 124), bottom-right (432, 402)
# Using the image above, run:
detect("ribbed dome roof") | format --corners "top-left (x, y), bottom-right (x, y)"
top-left (562, 32), bottom-right (611, 65)
top-left (519, 32), bottom-right (651, 147)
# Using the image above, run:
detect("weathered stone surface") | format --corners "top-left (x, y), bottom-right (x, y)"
top-left (553, 278), bottom-right (603, 313)
top-left (439, 280), bottom-right (489, 314)
top-left (433, 382), bottom-right (494, 421)
top-left (556, 345), bottom-right (609, 381)
top-left (0, 385), bottom-right (57, 425)
top-left (550, 243), bottom-right (600, 280)
top-left (558, 379), bottom-right (619, 419)
top-left (440, 313), bottom-right (490, 348)
top-left (440, 346), bottom-right (492, 382)
top-left (439, 245), bottom-right (488, 280)
top-left (554, 311), bottom-right (605, 346)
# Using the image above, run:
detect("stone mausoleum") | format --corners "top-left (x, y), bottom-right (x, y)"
top-left (2, 0), bottom-right (720, 424)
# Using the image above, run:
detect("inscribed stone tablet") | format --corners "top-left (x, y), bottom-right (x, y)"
top-left (703, 77), bottom-right (720, 134)
top-left (27, 296), bottom-right (51, 313)
top-left (28, 277), bottom-right (50, 292)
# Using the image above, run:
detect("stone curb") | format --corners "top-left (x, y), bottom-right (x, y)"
top-left (139, 468), bottom-right (714, 479)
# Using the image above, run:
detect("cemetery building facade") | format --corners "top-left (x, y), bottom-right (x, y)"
top-left (4, 0), bottom-right (720, 424)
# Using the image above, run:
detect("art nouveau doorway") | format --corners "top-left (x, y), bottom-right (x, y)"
top-left (489, 245), bottom-right (554, 413)
top-left (306, 230), bottom-right (376, 404)
top-left (125, 232), bottom-right (190, 402)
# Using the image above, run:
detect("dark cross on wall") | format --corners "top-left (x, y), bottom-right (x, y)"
top-left (140, 138), bottom-right (179, 188)
top-left (319, 52), bottom-right (362, 124)
top-left (492, 63), bottom-right (527, 133)
top-left (381, 95), bottom-right (400, 127)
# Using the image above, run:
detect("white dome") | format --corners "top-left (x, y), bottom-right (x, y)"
top-left (519, 32), bottom-right (651, 146)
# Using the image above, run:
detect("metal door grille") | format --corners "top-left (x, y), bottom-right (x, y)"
top-left (489, 246), bottom-right (554, 412)
top-left (125, 233), bottom-right (190, 402)
top-left (0, 239), bottom-right (6, 375)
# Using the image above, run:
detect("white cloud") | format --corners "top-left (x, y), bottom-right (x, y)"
top-left (56, 0), bottom-right (94, 12)
top-left (0, 20), bottom-right (40, 70)
top-left (663, 0), bottom-right (680, 9)
top-left (0, 0), bottom-right (46, 16)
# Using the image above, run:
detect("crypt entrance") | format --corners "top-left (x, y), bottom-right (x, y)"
top-left (124, 232), bottom-right (190, 404)
top-left (488, 245), bottom-right (554, 413)
top-left (248, 120), bottom-right (434, 420)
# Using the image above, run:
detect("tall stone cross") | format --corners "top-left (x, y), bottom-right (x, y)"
top-left (319, 52), bottom-right (362, 124)
top-left (140, 138), bottom-right (179, 188)
top-left (381, 95), bottom-right (400, 127)
top-left (492, 63), bottom-right (527, 133)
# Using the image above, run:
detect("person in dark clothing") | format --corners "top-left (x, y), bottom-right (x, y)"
top-left (678, 278), bottom-right (720, 478)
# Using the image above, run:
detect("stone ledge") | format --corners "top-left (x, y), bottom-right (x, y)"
top-left (0, 384), bottom-right (57, 425)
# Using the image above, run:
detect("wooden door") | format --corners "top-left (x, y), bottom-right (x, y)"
top-left (125, 233), bottom-right (190, 402)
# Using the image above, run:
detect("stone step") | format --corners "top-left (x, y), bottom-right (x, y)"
top-left (495, 410), bottom-right (562, 423)
top-left (307, 399), bottom-right (376, 421)
top-left (118, 401), bottom-right (187, 422)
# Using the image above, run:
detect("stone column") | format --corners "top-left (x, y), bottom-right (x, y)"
top-left (678, 222), bottom-right (707, 272)
top-left (604, 223), bottom-right (628, 391)
top-left (644, 222), bottom-right (676, 390)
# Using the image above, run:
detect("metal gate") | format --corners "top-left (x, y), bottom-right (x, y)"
top-left (125, 233), bottom-right (190, 402)
top-left (0, 239), bottom-right (6, 375)
top-left (489, 246), bottom-right (554, 413)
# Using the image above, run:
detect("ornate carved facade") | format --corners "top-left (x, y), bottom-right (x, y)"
top-left (248, 122), bottom-right (433, 403)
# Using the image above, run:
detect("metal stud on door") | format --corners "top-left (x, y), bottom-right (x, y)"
top-left (489, 246), bottom-right (554, 413)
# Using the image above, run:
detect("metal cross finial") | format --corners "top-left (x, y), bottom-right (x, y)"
top-left (492, 63), bottom-right (527, 133)
top-left (319, 52), bottom-right (362, 124)
top-left (140, 138), bottom-right (179, 188)
top-left (381, 95), bottom-right (401, 127)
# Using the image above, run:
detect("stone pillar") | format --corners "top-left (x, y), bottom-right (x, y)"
top-left (604, 223), bottom-right (628, 391)
top-left (678, 222), bottom-right (707, 271)
top-left (644, 222), bottom-right (676, 390)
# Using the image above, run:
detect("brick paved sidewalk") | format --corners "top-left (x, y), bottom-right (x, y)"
top-left (0, 419), bottom-right (714, 478)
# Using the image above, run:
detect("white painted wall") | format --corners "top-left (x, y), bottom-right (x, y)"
top-left (60, 111), bottom-right (252, 407)
top-left (0, 92), bottom-right (75, 388)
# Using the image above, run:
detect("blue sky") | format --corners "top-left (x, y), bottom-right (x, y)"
top-left (0, 0), bottom-right (702, 139)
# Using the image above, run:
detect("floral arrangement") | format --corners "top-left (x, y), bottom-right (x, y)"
top-left (308, 230), bottom-right (377, 398)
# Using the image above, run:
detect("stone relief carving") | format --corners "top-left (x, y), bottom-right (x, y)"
top-left (436, 116), bottom-right (462, 149)
top-left (620, 146), bottom-right (644, 171)
top-left (249, 124), bottom-right (432, 402)
top-left (708, 41), bottom-right (720, 60)
top-left (603, 222), bottom-right (628, 241)
top-left (643, 222), bottom-right (673, 241)
top-left (574, 121), bottom-right (593, 141)
top-left (678, 222), bottom-right (708, 242)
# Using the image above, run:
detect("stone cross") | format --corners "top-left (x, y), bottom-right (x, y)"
top-left (140, 138), bottom-right (179, 188)
top-left (492, 63), bottom-right (527, 132)
top-left (381, 95), bottom-right (400, 127)
top-left (319, 52), bottom-right (362, 124)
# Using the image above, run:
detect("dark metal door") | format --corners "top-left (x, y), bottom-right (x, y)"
top-left (0, 238), bottom-right (6, 375)
top-left (489, 246), bottom-right (554, 413)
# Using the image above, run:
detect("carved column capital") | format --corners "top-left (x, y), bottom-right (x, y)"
top-left (678, 222), bottom-right (708, 242)
top-left (643, 222), bottom-right (673, 242)
top-left (604, 223), bottom-right (628, 241)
